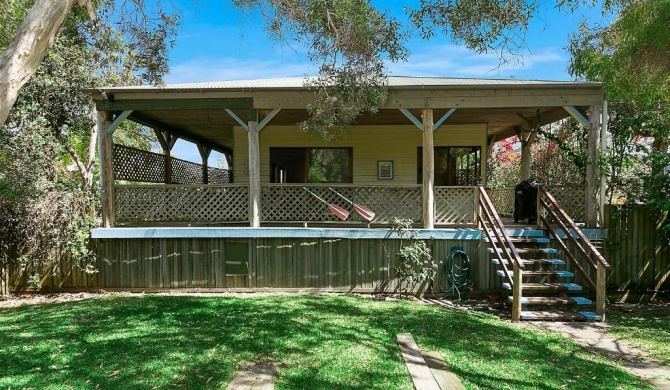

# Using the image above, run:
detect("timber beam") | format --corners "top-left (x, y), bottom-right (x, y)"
top-left (127, 111), bottom-right (232, 156)
top-left (95, 97), bottom-right (254, 111)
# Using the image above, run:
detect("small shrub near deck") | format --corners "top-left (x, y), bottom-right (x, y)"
top-left (0, 295), bottom-right (652, 389)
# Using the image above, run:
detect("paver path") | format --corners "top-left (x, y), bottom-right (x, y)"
top-left (531, 321), bottom-right (670, 390)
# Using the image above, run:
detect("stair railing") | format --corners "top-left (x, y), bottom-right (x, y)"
top-left (537, 185), bottom-right (610, 317)
top-left (478, 187), bottom-right (524, 321)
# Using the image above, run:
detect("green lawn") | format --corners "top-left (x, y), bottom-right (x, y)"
top-left (606, 310), bottom-right (670, 365)
top-left (0, 294), bottom-right (652, 389)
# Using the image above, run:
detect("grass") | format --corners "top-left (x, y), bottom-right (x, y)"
top-left (606, 310), bottom-right (670, 365)
top-left (0, 294), bottom-right (652, 390)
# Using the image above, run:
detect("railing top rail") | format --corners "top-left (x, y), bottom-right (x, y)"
top-left (115, 184), bottom-right (248, 188)
top-left (262, 183), bottom-right (423, 188)
top-left (479, 187), bottom-right (525, 269)
top-left (539, 186), bottom-right (610, 270)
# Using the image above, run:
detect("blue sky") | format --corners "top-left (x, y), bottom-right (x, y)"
top-left (162, 1), bottom-right (611, 163)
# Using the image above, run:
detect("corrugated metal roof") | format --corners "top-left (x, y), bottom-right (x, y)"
top-left (90, 76), bottom-right (600, 93)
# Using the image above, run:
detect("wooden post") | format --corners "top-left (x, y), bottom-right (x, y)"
top-left (519, 128), bottom-right (534, 181)
top-left (596, 261), bottom-right (606, 320)
top-left (198, 145), bottom-right (212, 184)
top-left (474, 185), bottom-right (481, 227)
top-left (97, 111), bottom-right (114, 227)
top-left (512, 261), bottom-right (522, 321)
top-left (248, 115), bottom-right (261, 227)
top-left (586, 104), bottom-right (601, 228)
top-left (600, 100), bottom-right (608, 223)
top-left (422, 108), bottom-right (435, 229)
top-left (154, 128), bottom-right (177, 184)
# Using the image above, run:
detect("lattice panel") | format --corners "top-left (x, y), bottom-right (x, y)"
top-left (546, 185), bottom-right (586, 223)
top-left (435, 187), bottom-right (476, 225)
top-left (261, 185), bottom-right (422, 224)
top-left (487, 188), bottom-right (515, 217)
top-left (209, 167), bottom-right (232, 183)
top-left (113, 144), bottom-right (232, 184)
top-left (113, 144), bottom-right (166, 183)
top-left (115, 185), bottom-right (248, 224)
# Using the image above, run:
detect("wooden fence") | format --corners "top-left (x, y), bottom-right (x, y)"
top-left (487, 185), bottom-right (586, 222)
top-left (603, 205), bottom-right (670, 292)
top-left (8, 236), bottom-right (499, 294)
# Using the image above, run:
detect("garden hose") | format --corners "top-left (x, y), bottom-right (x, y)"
top-left (443, 246), bottom-right (470, 302)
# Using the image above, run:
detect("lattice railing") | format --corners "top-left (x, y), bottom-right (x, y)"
top-left (114, 184), bottom-right (248, 224)
top-left (262, 184), bottom-right (422, 224)
top-left (435, 186), bottom-right (477, 225)
top-left (486, 185), bottom-right (586, 222)
top-left (488, 188), bottom-right (515, 217)
top-left (113, 144), bottom-right (231, 184)
top-left (548, 185), bottom-right (586, 223)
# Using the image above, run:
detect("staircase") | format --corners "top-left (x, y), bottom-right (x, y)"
top-left (478, 186), bottom-right (610, 322)
top-left (487, 229), bottom-right (601, 321)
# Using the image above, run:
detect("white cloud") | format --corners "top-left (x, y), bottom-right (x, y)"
top-left (387, 44), bottom-right (568, 80)
top-left (165, 56), bottom-right (315, 83)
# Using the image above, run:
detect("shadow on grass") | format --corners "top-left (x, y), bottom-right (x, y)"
top-left (0, 295), bottom-right (653, 389)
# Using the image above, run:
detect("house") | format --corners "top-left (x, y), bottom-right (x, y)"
top-left (85, 76), bottom-right (609, 321)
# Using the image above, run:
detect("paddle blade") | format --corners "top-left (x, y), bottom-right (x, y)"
top-left (354, 204), bottom-right (376, 221)
top-left (328, 204), bottom-right (350, 220)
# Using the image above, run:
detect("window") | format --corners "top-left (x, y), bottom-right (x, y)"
top-left (417, 147), bottom-right (481, 186)
top-left (270, 147), bottom-right (353, 183)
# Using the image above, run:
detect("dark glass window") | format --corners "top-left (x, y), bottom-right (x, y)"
top-left (270, 147), bottom-right (353, 183)
top-left (417, 147), bottom-right (481, 186)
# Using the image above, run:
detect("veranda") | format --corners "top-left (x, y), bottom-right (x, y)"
top-left (12, 77), bottom-right (611, 310)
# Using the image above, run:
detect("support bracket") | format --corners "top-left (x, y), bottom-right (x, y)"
top-left (225, 109), bottom-right (249, 131)
top-left (106, 110), bottom-right (133, 134)
top-left (257, 109), bottom-right (281, 131)
top-left (399, 108), bottom-right (424, 131)
top-left (563, 106), bottom-right (590, 129)
top-left (434, 108), bottom-right (456, 131)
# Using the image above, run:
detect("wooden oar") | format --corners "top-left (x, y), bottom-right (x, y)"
top-left (303, 187), bottom-right (350, 221)
top-left (328, 187), bottom-right (376, 221)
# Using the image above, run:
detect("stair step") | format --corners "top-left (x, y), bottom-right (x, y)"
top-left (496, 270), bottom-right (573, 278)
top-left (485, 237), bottom-right (551, 244)
top-left (519, 311), bottom-right (602, 321)
top-left (502, 282), bottom-right (583, 291)
top-left (505, 229), bottom-right (545, 238)
top-left (491, 258), bottom-right (565, 266)
top-left (488, 248), bottom-right (558, 255)
top-left (510, 296), bottom-right (593, 306)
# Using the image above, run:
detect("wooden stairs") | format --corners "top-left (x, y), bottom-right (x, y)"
top-left (487, 230), bottom-right (601, 321)
top-left (478, 186), bottom-right (610, 322)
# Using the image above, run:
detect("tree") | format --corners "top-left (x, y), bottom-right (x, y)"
top-left (568, 0), bottom-right (670, 235)
top-left (0, 0), bottom-right (178, 130)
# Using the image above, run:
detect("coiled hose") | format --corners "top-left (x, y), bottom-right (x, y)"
top-left (443, 246), bottom-right (470, 302)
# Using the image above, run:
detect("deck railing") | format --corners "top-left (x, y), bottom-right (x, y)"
top-left (261, 184), bottom-right (423, 224)
top-left (488, 184), bottom-right (586, 222)
top-left (537, 186), bottom-right (610, 318)
top-left (113, 184), bottom-right (480, 226)
top-left (114, 184), bottom-right (249, 225)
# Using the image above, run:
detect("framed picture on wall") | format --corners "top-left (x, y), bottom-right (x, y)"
top-left (378, 160), bottom-right (393, 180)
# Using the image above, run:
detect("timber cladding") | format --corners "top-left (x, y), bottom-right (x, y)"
top-left (9, 237), bottom-right (494, 293)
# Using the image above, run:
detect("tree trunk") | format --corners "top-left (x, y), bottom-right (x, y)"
top-left (0, 0), bottom-right (78, 128)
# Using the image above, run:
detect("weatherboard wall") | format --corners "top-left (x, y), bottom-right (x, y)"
top-left (232, 124), bottom-right (487, 185)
